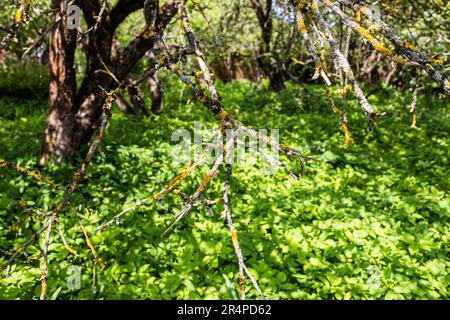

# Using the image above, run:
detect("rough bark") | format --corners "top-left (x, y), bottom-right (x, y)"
top-left (147, 49), bottom-right (163, 114)
top-left (39, 0), bottom-right (77, 166)
top-left (39, 0), bottom-right (177, 164)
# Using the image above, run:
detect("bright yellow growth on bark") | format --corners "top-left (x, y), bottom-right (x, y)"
top-left (367, 24), bottom-right (380, 33)
top-left (428, 54), bottom-right (444, 65)
top-left (410, 113), bottom-right (417, 129)
top-left (15, 0), bottom-right (32, 24)
top-left (354, 9), bottom-right (361, 22)
top-left (341, 122), bottom-right (354, 150)
top-left (314, 60), bottom-right (322, 75)
top-left (336, 85), bottom-right (353, 96)
top-left (394, 57), bottom-right (408, 64)
top-left (325, 89), bottom-right (355, 150)
top-left (230, 230), bottom-right (239, 247)
top-left (218, 109), bottom-right (229, 120)
top-left (401, 41), bottom-right (417, 51)
top-left (297, 16), bottom-right (308, 34)
top-left (373, 42), bottom-right (393, 56)
top-left (15, 7), bottom-right (24, 23)
top-left (356, 25), bottom-right (393, 57)
top-left (291, 57), bottom-right (306, 65)
top-left (431, 59), bottom-right (444, 64)
top-left (320, 49), bottom-right (328, 72)
top-left (64, 243), bottom-right (78, 256)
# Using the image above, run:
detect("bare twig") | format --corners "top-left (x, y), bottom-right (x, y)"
top-left (94, 132), bottom-right (223, 234)
top-left (57, 221), bottom-right (78, 256)
top-left (223, 159), bottom-right (265, 300)
top-left (409, 71), bottom-right (421, 129)
top-left (330, 0), bottom-right (450, 96)
top-left (177, 1), bottom-right (219, 100)
top-left (0, 159), bottom-right (66, 191)
top-left (162, 131), bottom-right (237, 235)
top-left (40, 216), bottom-right (54, 300)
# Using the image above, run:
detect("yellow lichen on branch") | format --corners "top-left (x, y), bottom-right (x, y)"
top-left (354, 9), bottom-right (361, 22)
top-left (428, 54), bottom-right (444, 65)
top-left (0, 159), bottom-right (65, 191)
top-left (15, 7), bottom-right (25, 23)
top-left (15, 0), bottom-right (32, 23)
top-left (230, 229), bottom-right (239, 247)
top-left (356, 25), bottom-right (393, 57)
top-left (336, 85), bottom-right (352, 96)
top-left (410, 109), bottom-right (417, 129)
top-left (325, 88), bottom-right (355, 150)
top-left (401, 41), bottom-right (417, 51)
top-left (297, 15), bottom-right (308, 34)
top-left (367, 24), bottom-right (380, 34)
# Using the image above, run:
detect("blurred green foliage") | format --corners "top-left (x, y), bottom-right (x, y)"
top-left (0, 60), bottom-right (50, 99)
top-left (0, 79), bottom-right (448, 299)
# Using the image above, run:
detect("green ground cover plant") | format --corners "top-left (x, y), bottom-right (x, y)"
top-left (1, 80), bottom-right (448, 299)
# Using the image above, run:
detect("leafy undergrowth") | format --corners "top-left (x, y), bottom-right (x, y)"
top-left (0, 80), bottom-right (449, 299)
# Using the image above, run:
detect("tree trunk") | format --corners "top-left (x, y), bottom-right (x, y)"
top-left (251, 0), bottom-right (285, 92)
top-left (147, 49), bottom-right (163, 114)
top-left (39, 0), bottom-right (77, 166)
top-left (268, 70), bottom-right (285, 91)
top-left (39, 0), bottom-right (178, 165)
top-left (116, 94), bottom-right (137, 114)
